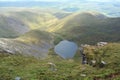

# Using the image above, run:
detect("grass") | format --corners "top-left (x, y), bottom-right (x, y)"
top-left (49, 12), bottom-right (120, 45)
top-left (11, 11), bottom-right (58, 30)
top-left (0, 9), bottom-right (58, 38)
top-left (0, 43), bottom-right (120, 80)
top-left (17, 30), bottom-right (52, 44)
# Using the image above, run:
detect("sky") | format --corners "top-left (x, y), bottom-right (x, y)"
top-left (0, 0), bottom-right (120, 2)
top-left (0, 0), bottom-right (58, 1)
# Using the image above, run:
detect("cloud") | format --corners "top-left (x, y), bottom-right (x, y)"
top-left (0, 0), bottom-right (120, 2)
top-left (87, 0), bottom-right (120, 2)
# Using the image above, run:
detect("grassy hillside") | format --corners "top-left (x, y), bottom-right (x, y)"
top-left (0, 8), bottom-right (59, 38)
top-left (49, 12), bottom-right (120, 44)
top-left (10, 11), bottom-right (58, 30)
top-left (17, 29), bottom-right (53, 44)
top-left (0, 43), bottom-right (120, 80)
top-left (0, 14), bottom-right (29, 38)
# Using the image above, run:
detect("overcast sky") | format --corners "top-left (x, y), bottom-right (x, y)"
top-left (0, 0), bottom-right (120, 2)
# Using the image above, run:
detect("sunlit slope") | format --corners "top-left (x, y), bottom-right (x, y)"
top-left (49, 12), bottom-right (120, 44)
top-left (11, 11), bottom-right (58, 30)
top-left (0, 9), bottom-right (58, 38)
top-left (17, 29), bottom-right (53, 44)
top-left (48, 12), bottom-right (106, 32)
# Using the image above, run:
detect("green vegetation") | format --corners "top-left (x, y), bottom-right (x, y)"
top-left (17, 30), bottom-right (52, 44)
top-left (50, 12), bottom-right (120, 44)
top-left (0, 8), bottom-right (59, 38)
top-left (11, 11), bottom-right (58, 30)
top-left (0, 8), bottom-right (120, 80)
top-left (0, 43), bottom-right (120, 80)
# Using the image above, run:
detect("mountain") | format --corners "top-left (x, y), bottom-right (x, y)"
top-left (10, 10), bottom-right (58, 30)
top-left (49, 12), bottom-right (120, 44)
top-left (17, 30), bottom-right (53, 44)
top-left (0, 14), bottom-right (29, 38)
top-left (0, 30), bottom-right (53, 58)
top-left (0, 1), bottom-right (120, 79)
top-left (0, 8), bottom-right (58, 38)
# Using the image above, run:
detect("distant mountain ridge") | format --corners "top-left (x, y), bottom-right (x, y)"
top-left (0, 9), bottom-right (58, 38)
top-left (0, 9), bottom-right (120, 58)
top-left (50, 12), bottom-right (120, 44)
top-left (0, 1), bottom-right (120, 17)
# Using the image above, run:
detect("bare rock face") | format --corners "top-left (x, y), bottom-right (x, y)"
top-left (0, 30), bottom-right (54, 59)
top-left (0, 38), bottom-right (53, 58)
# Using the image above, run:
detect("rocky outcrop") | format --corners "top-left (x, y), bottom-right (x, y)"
top-left (0, 34), bottom-right (53, 58)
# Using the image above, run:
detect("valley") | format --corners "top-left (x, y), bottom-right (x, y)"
top-left (0, 0), bottom-right (120, 79)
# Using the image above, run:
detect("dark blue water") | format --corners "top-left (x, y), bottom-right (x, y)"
top-left (54, 40), bottom-right (78, 59)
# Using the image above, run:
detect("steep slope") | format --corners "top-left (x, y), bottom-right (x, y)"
top-left (49, 12), bottom-right (120, 44)
top-left (0, 14), bottom-right (29, 38)
top-left (10, 11), bottom-right (58, 30)
top-left (0, 30), bottom-right (53, 58)
top-left (17, 30), bottom-right (53, 45)
top-left (0, 9), bottom-right (58, 38)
